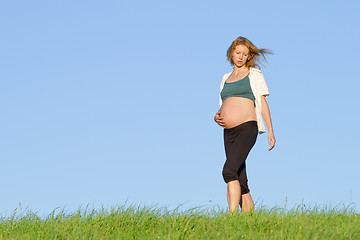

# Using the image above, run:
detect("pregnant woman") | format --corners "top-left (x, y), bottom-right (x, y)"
top-left (214, 36), bottom-right (276, 214)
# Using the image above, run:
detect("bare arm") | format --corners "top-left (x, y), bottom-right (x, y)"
top-left (261, 95), bottom-right (276, 151)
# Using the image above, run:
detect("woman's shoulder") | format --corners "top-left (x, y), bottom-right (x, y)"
top-left (223, 72), bottom-right (232, 77)
top-left (221, 72), bottom-right (231, 81)
top-left (249, 68), bottom-right (266, 81)
top-left (249, 67), bottom-right (262, 74)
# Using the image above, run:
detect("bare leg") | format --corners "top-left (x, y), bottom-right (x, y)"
top-left (227, 180), bottom-right (241, 213)
top-left (240, 192), bottom-right (254, 213)
top-left (227, 186), bottom-right (230, 207)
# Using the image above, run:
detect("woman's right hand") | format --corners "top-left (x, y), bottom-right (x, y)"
top-left (214, 110), bottom-right (225, 128)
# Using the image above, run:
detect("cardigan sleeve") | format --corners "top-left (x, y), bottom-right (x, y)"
top-left (256, 71), bottom-right (270, 98)
top-left (219, 74), bottom-right (227, 107)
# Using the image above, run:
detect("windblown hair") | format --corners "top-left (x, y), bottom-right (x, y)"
top-left (226, 36), bottom-right (272, 69)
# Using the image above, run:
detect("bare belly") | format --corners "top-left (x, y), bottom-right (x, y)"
top-left (220, 97), bottom-right (257, 129)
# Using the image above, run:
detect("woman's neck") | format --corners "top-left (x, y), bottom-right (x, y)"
top-left (232, 65), bottom-right (249, 75)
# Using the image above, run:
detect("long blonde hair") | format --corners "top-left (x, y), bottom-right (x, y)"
top-left (226, 36), bottom-right (272, 69)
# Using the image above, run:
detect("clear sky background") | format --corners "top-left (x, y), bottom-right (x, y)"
top-left (1, 0), bottom-right (360, 216)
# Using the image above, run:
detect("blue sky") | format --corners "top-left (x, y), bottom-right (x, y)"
top-left (1, 0), bottom-right (360, 215)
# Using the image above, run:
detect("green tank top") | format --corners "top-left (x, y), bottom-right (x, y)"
top-left (220, 74), bottom-right (255, 103)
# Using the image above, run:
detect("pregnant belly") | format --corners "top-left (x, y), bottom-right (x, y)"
top-left (220, 97), bottom-right (257, 129)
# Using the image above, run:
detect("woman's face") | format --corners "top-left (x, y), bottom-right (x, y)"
top-left (232, 45), bottom-right (250, 68)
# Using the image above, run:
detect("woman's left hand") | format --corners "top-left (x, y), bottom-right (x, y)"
top-left (268, 132), bottom-right (276, 151)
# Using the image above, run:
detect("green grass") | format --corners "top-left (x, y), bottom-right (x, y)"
top-left (0, 204), bottom-right (359, 239)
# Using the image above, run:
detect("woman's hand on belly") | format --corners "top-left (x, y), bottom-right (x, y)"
top-left (214, 110), bottom-right (225, 128)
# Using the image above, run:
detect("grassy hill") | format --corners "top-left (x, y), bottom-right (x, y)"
top-left (0, 204), bottom-right (358, 239)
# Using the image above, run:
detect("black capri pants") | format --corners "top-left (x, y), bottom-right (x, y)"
top-left (222, 120), bottom-right (258, 195)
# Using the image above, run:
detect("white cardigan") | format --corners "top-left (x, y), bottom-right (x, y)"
top-left (219, 67), bottom-right (270, 134)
